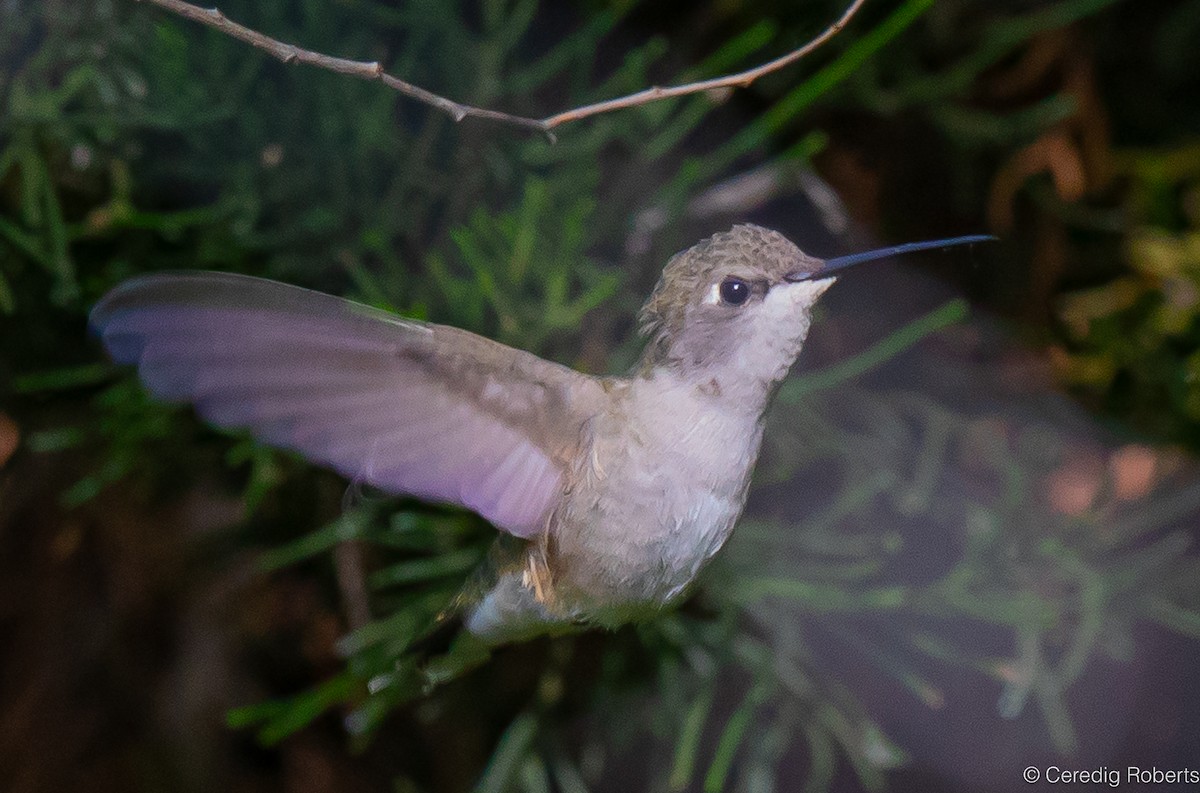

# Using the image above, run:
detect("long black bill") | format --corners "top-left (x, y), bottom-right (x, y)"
top-left (786, 234), bottom-right (996, 282)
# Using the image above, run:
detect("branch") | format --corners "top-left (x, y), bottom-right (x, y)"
top-left (135, 0), bottom-right (869, 142)
top-left (541, 0), bottom-right (869, 128)
top-left (334, 540), bottom-right (371, 632)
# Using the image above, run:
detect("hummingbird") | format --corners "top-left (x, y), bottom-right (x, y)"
top-left (91, 225), bottom-right (990, 645)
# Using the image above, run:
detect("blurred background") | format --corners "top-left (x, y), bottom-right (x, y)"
top-left (4, 0), bottom-right (1200, 790)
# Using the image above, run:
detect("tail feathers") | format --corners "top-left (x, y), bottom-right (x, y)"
top-left (402, 536), bottom-right (566, 679)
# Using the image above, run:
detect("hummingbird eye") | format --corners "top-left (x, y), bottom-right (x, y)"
top-left (718, 277), bottom-right (751, 306)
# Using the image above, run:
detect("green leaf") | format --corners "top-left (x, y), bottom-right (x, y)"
top-left (12, 363), bottom-right (114, 393)
top-left (367, 547), bottom-right (484, 589)
top-left (258, 512), bottom-right (370, 571)
top-left (780, 298), bottom-right (969, 400)
top-left (476, 712), bottom-right (539, 793)
top-left (227, 673), bottom-right (361, 746)
top-left (668, 686), bottom-right (715, 791)
top-left (704, 684), bottom-right (766, 792)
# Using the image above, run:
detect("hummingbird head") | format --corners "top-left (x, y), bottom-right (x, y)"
top-left (637, 224), bottom-right (835, 395)
top-left (637, 224), bottom-right (994, 400)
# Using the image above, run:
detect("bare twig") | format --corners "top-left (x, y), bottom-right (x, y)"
top-left (136, 0), bottom-right (550, 135)
top-left (541, 0), bottom-right (868, 128)
top-left (334, 540), bottom-right (371, 632)
top-left (135, 0), bottom-right (868, 141)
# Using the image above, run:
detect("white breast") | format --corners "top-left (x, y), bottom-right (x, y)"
top-left (557, 371), bottom-right (764, 615)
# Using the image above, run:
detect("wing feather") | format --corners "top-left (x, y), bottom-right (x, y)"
top-left (90, 271), bottom-right (606, 538)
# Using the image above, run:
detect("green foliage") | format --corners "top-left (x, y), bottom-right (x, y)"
top-left (421, 180), bottom-right (621, 351)
top-left (780, 298), bottom-right (969, 399)
top-left (748, 383), bottom-right (1200, 759)
top-left (652, 0), bottom-right (938, 214)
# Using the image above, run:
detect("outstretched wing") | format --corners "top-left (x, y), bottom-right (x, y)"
top-left (90, 271), bottom-right (606, 538)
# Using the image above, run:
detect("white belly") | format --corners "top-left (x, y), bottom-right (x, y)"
top-left (554, 372), bottom-right (765, 619)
